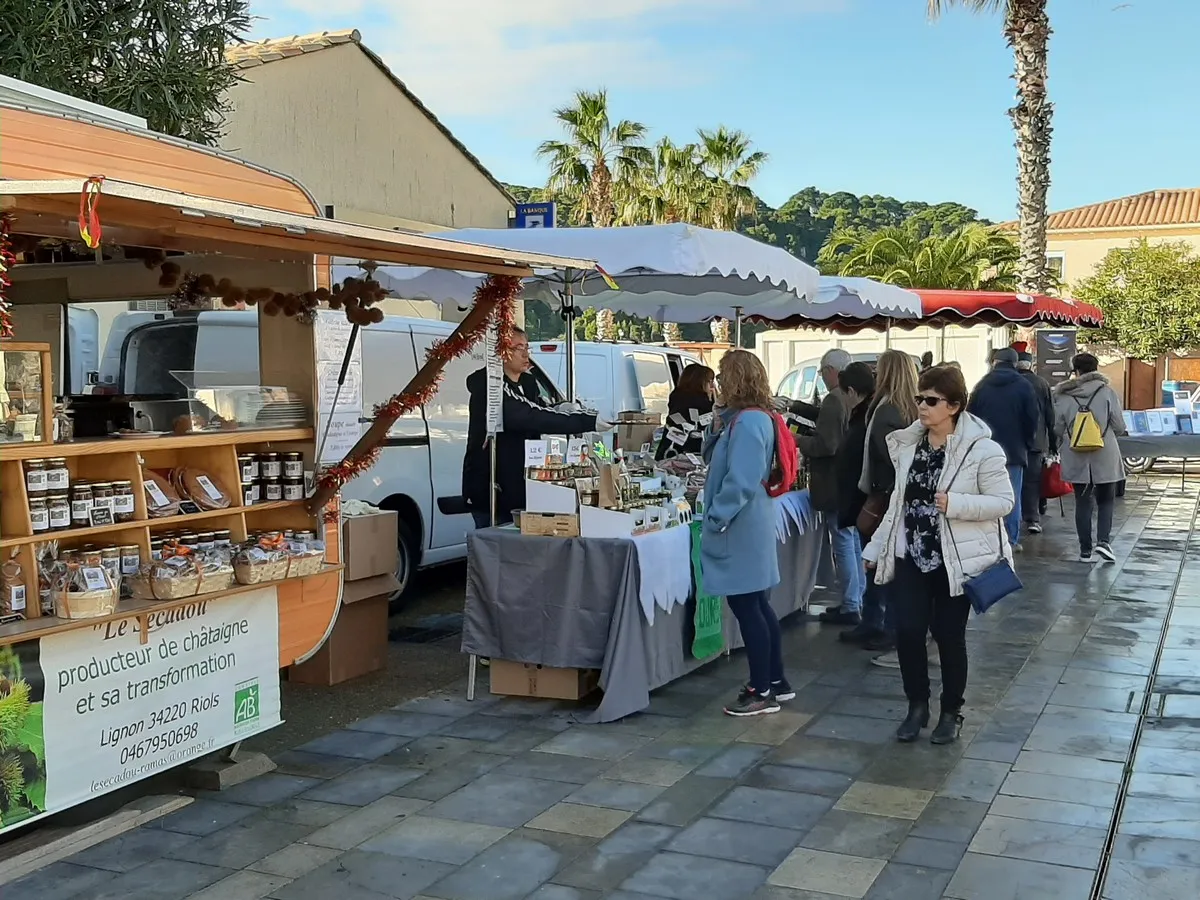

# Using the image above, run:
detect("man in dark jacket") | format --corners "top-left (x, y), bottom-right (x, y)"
top-left (1015, 346), bottom-right (1056, 534)
top-left (793, 349), bottom-right (860, 625)
top-left (463, 329), bottom-right (602, 527)
top-left (967, 347), bottom-right (1037, 548)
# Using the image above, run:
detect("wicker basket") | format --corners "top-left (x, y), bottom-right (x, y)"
top-left (196, 567), bottom-right (235, 595)
top-left (53, 588), bottom-right (119, 619)
top-left (129, 570), bottom-right (201, 602)
top-left (286, 553), bottom-right (324, 578)
top-left (234, 558), bottom-right (289, 585)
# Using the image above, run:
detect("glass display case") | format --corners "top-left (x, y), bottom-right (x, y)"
top-left (168, 371), bottom-right (311, 431)
top-left (0, 342), bottom-right (53, 446)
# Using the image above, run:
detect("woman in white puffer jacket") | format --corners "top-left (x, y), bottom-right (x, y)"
top-left (863, 365), bottom-right (1013, 746)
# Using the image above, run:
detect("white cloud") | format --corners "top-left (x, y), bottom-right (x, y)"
top-left (249, 0), bottom-right (844, 118)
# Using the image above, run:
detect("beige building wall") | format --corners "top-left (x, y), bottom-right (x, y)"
top-left (1048, 227), bottom-right (1200, 290)
top-left (220, 43), bottom-right (512, 231)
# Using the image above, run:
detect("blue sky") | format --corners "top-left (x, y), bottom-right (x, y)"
top-left (250, 0), bottom-right (1199, 222)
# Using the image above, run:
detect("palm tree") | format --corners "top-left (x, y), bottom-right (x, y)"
top-left (621, 137), bottom-right (707, 227)
top-left (818, 223), bottom-right (1020, 291)
top-left (928, 0), bottom-right (1053, 292)
top-left (537, 89), bottom-right (653, 229)
top-left (695, 126), bottom-right (768, 231)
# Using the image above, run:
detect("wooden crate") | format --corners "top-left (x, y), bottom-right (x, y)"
top-left (519, 512), bottom-right (580, 538)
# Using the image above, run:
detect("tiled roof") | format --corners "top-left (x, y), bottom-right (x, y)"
top-left (225, 29), bottom-right (513, 203)
top-left (1001, 189), bottom-right (1200, 232)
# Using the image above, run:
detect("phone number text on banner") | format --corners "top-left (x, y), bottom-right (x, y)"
top-left (0, 588), bottom-right (281, 834)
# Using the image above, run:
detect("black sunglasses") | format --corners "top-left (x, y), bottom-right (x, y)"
top-left (914, 395), bottom-right (948, 408)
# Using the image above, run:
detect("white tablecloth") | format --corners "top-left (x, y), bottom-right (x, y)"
top-left (630, 525), bottom-right (693, 626)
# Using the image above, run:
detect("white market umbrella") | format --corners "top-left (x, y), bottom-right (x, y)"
top-left (812, 276), bottom-right (921, 320)
top-left (334, 223), bottom-right (824, 398)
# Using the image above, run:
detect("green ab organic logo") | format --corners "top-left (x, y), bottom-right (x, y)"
top-left (234, 679), bottom-right (260, 727)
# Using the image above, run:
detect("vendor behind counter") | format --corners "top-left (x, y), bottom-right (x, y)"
top-left (462, 328), bottom-right (608, 528)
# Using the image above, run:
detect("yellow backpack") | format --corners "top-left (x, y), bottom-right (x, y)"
top-left (1069, 387), bottom-right (1107, 452)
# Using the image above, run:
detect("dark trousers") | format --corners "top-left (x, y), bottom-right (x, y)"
top-left (1022, 451), bottom-right (1044, 524)
top-left (727, 590), bottom-right (784, 694)
top-left (1073, 482), bottom-right (1116, 554)
top-left (893, 557), bottom-right (971, 711)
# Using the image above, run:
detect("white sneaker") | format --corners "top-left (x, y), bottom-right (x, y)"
top-left (1079, 551), bottom-right (1095, 563)
top-left (1028, 522), bottom-right (1043, 534)
top-left (871, 651), bottom-right (900, 669)
top-left (1094, 543), bottom-right (1116, 562)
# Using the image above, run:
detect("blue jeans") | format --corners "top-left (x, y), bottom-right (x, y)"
top-left (861, 578), bottom-right (894, 635)
top-left (727, 590), bottom-right (784, 694)
top-left (827, 520), bottom-right (864, 613)
top-left (1005, 465), bottom-right (1023, 546)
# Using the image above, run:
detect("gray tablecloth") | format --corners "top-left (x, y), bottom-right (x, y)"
top-left (1119, 434), bottom-right (1200, 458)
top-left (462, 522), bottom-right (825, 722)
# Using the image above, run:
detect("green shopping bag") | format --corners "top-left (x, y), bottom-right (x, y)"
top-left (690, 520), bottom-right (724, 660)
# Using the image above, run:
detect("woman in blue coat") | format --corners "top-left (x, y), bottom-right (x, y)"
top-left (702, 350), bottom-right (790, 717)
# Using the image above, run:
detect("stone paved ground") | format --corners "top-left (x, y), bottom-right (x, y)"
top-left (11, 479), bottom-right (1200, 900)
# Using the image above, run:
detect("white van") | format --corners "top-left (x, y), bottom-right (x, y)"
top-left (107, 311), bottom-right (567, 599)
top-left (531, 341), bottom-right (701, 421)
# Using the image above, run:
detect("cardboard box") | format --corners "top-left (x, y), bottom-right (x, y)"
top-left (342, 510), bottom-right (398, 581)
top-left (290, 573), bottom-right (401, 685)
top-left (520, 512), bottom-right (580, 537)
top-left (615, 411), bottom-right (662, 453)
top-left (489, 660), bottom-right (600, 700)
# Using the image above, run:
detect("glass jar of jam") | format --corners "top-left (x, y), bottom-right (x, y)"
top-left (24, 460), bottom-right (47, 495)
top-left (282, 452), bottom-right (303, 479)
top-left (100, 547), bottom-right (121, 584)
top-left (47, 493), bottom-right (71, 531)
top-left (282, 477), bottom-right (304, 501)
top-left (70, 481), bottom-right (93, 526)
top-left (197, 532), bottom-right (215, 553)
top-left (91, 482), bottom-right (115, 513)
top-left (213, 529), bottom-right (232, 549)
top-left (29, 497), bottom-right (49, 533)
top-left (119, 545), bottom-right (141, 577)
top-left (178, 533), bottom-right (200, 551)
top-left (112, 480), bottom-right (135, 521)
top-left (150, 538), bottom-right (166, 560)
top-left (262, 478), bottom-right (282, 502)
top-left (238, 453), bottom-right (258, 484)
top-left (260, 452), bottom-right (281, 480)
top-left (45, 458), bottom-right (70, 492)
top-left (242, 482), bottom-right (258, 506)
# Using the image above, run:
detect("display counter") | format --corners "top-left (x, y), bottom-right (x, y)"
top-left (462, 491), bottom-right (827, 723)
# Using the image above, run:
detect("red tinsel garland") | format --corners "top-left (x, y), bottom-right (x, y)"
top-left (0, 214), bottom-right (15, 339)
top-left (317, 273), bottom-right (521, 518)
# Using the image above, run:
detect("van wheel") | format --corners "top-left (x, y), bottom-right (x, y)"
top-left (1124, 457), bottom-right (1155, 474)
top-left (390, 519), bottom-right (418, 605)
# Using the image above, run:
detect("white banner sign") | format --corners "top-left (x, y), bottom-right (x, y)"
top-left (0, 589), bottom-right (281, 834)
top-left (485, 324), bottom-right (504, 436)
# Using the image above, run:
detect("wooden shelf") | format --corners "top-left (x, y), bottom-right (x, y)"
top-left (0, 427), bottom-right (313, 461)
top-left (0, 501), bottom-right (304, 548)
top-left (0, 565), bottom-right (343, 645)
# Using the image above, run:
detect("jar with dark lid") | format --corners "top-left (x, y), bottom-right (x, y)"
top-left (119, 545), bottom-right (141, 576)
top-left (150, 538), bottom-right (165, 560)
top-left (29, 497), bottom-right (49, 533)
top-left (197, 532), bottom-right (215, 552)
top-left (213, 529), bottom-right (232, 547)
top-left (296, 530), bottom-right (316, 543)
top-left (178, 533), bottom-right (200, 551)
top-left (260, 452), bottom-right (281, 479)
top-left (48, 493), bottom-right (71, 531)
top-left (282, 452), bottom-right (303, 479)
top-left (70, 481), bottom-right (93, 526)
top-left (262, 478), bottom-right (282, 502)
top-left (24, 460), bottom-right (47, 495)
top-left (112, 480), bottom-right (135, 521)
top-left (282, 477), bottom-right (304, 502)
top-left (238, 454), bottom-right (258, 484)
top-left (45, 458), bottom-right (70, 492)
top-left (91, 482), bottom-right (115, 512)
top-left (242, 482), bottom-right (258, 506)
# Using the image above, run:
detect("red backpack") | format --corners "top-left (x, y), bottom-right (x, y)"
top-left (729, 408), bottom-right (799, 498)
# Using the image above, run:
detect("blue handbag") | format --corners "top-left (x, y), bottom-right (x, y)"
top-left (942, 443), bottom-right (1023, 615)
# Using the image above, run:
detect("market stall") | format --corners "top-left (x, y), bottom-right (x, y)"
top-left (462, 490), bottom-right (822, 723)
top-left (0, 100), bottom-right (593, 835)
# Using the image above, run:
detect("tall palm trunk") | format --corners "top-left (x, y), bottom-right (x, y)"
top-left (1006, 1), bottom-right (1052, 293)
top-left (590, 162), bottom-right (615, 228)
top-left (662, 322), bottom-right (682, 343)
top-left (596, 309), bottom-right (616, 341)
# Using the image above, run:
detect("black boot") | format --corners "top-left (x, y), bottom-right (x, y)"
top-left (930, 709), bottom-right (963, 745)
top-left (895, 701), bottom-right (930, 743)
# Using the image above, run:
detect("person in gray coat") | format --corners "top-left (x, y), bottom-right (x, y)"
top-left (1052, 353), bottom-right (1127, 563)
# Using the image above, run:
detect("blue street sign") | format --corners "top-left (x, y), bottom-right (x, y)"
top-left (513, 201), bottom-right (556, 228)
